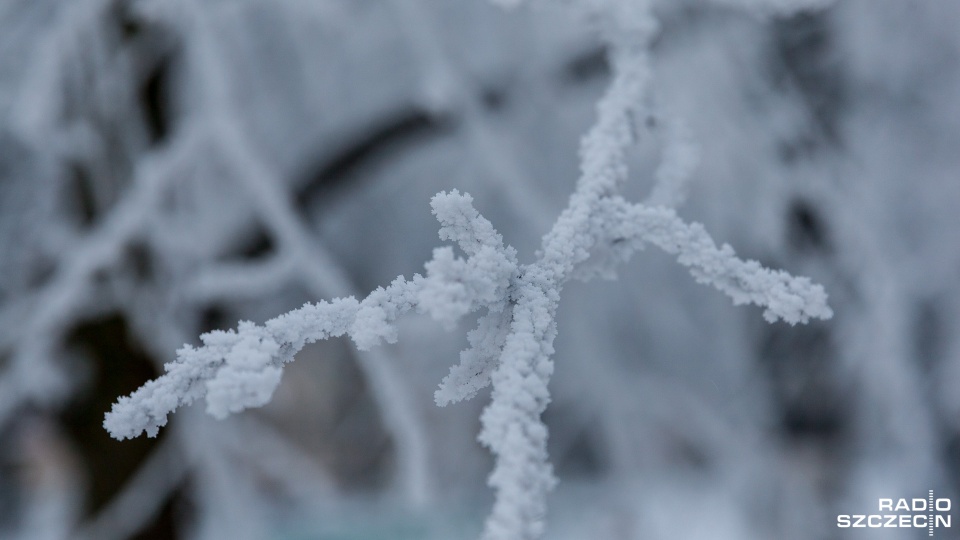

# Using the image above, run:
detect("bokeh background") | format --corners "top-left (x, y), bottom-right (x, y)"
top-left (1, 0), bottom-right (959, 538)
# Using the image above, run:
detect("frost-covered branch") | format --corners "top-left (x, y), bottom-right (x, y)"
top-left (597, 197), bottom-right (833, 324)
top-left (105, 1), bottom-right (835, 539)
top-left (104, 190), bottom-right (518, 439)
top-left (106, 183), bottom-right (831, 536)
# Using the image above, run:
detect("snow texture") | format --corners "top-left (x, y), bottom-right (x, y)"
top-left (105, 3), bottom-right (832, 537)
top-left (10, 0), bottom-right (932, 536)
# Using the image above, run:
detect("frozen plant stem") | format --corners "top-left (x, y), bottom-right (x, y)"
top-left (105, 1), bottom-right (833, 539)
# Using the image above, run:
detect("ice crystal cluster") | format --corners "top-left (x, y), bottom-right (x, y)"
top-left (105, 0), bottom-right (834, 537)
top-left (4, 0), bottom-right (958, 535)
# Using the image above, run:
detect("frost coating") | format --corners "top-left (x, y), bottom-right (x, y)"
top-left (599, 198), bottom-right (833, 324)
top-left (105, 184), bottom-right (831, 533)
top-left (107, 1), bottom-right (834, 538)
top-left (103, 191), bottom-right (522, 441)
top-left (435, 307), bottom-right (513, 406)
top-left (104, 297), bottom-right (362, 439)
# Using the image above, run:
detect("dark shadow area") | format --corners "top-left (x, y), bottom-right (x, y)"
top-left (139, 56), bottom-right (173, 146)
top-left (66, 161), bottom-right (98, 228)
top-left (786, 198), bottom-right (832, 254)
top-left (125, 241), bottom-right (154, 282)
top-left (559, 46), bottom-right (610, 86)
top-left (131, 483), bottom-right (191, 540)
top-left (545, 408), bottom-right (607, 479)
top-left (220, 225), bottom-right (277, 263)
top-left (758, 323), bottom-right (845, 442)
top-left (62, 315), bottom-right (168, 519)
top-left (263, 342), bottom-right (394, 492)
top-left (771, 11), bottom-right (846, 155)
top-left (295, 110), bottom-right (452, 210)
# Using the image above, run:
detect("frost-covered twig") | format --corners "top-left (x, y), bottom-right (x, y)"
top-left (597, 197), bottom-right (832, 324)
top-left (106, 1), bottom-right (834, 539)
top-left (174, 0), bottom-right (437, 505)
top-left (106, 183), bottom-right (830, 536)
top-left (104, 190), bottom-right (517, 439)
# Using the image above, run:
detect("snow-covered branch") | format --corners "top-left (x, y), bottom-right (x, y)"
top-left (105, 1), bottom-right (835, 539)
top-left (107, 182), bottom-right (830, 536)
